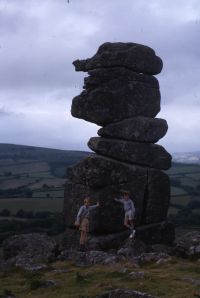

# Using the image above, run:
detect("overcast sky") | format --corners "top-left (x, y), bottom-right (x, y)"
top-left (0, 0), bottom-right (200, 153)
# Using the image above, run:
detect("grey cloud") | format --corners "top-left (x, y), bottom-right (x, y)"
top-left (0, 106), bottom-right (17, 117)
top-left (0, 107), bottom-right (10, 117)
top-left (0, 0), bottom-right (200, 152)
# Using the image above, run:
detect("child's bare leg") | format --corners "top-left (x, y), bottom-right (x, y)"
top-left (83, 231), bottom-right (88, 244)
top-left (124, 218), bottom-right (131, 229)
top-left (80, 231), bottom-right (85, 245)
top-left (129, 219), bottom-right (134, 230)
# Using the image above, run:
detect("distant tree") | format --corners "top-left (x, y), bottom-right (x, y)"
top-left (26, 211), bottom-right (34, 218)
top-left (0, 209), bottom-right (10, 217)
top-left (170, 178), bottom-right (181, 187)
top-left (16, 209), bottom-right (26, 218)
top-left (25, 189), bottom-right (33, 198)
top-left (4, 171), bottom-right (12, 176)
top-left (187, 200), bottom-right (200, 210)
top-left (42, 184), bottom-right (49, 189)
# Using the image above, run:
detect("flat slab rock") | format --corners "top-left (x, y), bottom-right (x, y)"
top-left (73, 42), bottom-right (163, 75)
top-left (98, 116), bottom-right (168, 143)
top-left (88, 137), bottom-right (171, 170)
top-left (67, 154), bottom-right (148, 188)
top-left (84, 67), bottom-right (159, 89)
top-left (96, 288), bottom-right (156, 298)
top-left (71, 79), bottom-right (160, 126)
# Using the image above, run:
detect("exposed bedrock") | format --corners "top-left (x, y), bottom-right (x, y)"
top-left (73, 42), bottom-right (163, 75)
top-left (71, 80), bottom-right (160, 126)
top-left (98, 116), bottom-right (168, 143)
top-left (64, 155), bottom-right (170, 234)
top-left (88, 137), bottom-right (172, 170)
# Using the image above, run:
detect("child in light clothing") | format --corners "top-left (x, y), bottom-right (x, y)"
top-left (114, 190), bottom-right (136, 238)
top-left (75, 197), bottom-right (99, 251)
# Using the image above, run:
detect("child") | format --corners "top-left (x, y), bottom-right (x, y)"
top-left (75, 197), bottom-right (99, 251)
top-left (114, 190), bottom-right (136, 239)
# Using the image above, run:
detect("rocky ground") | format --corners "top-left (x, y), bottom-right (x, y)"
top-left (0, 232), bottom-right (200, 298)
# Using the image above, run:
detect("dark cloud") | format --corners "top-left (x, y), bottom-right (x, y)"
top-left (0, 0), bottom-right (200, 152)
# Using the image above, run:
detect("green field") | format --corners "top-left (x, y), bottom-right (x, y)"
top-left (0, 197), bottom-right (63, 213)
top-left (167, 162), bottom-right (200, 225)
top-left (171, 195), bottom-right (190, 207)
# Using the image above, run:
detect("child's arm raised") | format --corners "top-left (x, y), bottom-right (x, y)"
top-left (89, 202), bottom-right (100, 210)
top-left (114, 197), bottom-right (124, 204)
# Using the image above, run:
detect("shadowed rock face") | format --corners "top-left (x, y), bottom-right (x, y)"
top-left (71, 78), bottom-right (160, 126)
top-left (175, 231), bottom-right (200, 259)
top-left (64, 42), bottom-right (174, 247)
top-left (73, 42), bottom-right (163, 75)
top-left (88, 137), bottom-right (171, 170)
top-left (98, 117), bottom-right (168, 143)
top-left (84, 67), bottom-right (159, 89)
top-left (64, 180), bottom-right (147, 233)
top-left (67, 154), bottom-right (148, 188)
top-left (65, 155), bottom-right (170, 233)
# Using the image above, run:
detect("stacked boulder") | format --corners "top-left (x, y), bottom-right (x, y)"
top-left (64, 42), bottom-right (174, 245)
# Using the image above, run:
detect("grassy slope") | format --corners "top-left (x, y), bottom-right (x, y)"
top-left (167, 162), bottom-right (200, 219)
top-left (0, 143), bottom-right (89, 203)
top-left (0, 259), bottom-right (200, 298)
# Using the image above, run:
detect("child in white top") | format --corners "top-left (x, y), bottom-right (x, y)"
top-left (114, 190), bottom-right (136, 239)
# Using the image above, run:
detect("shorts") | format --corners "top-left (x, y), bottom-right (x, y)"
top-left (79, 218), bottom-right (89, 232)
top-left (125, 210), bottom-right (135, 221)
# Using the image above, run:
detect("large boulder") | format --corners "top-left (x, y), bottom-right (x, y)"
top-left (84, 67), bottom-right (159, 89)
top-left (98, 116), bottom-right (168, 143)
top-left (71, 80), bottom-right (160, 126)
top-left (67, 154), bottom-right (147, 188)
top-left (64, 156), bottom-right (171, 233)
top-left (2, 233), bottom-right (57, 270)
top-left (2, 233), bottom-right (56, 261)
top-left (117, 239), bottom-right (147, 258)
top-left (73, 42), bottom-right (163, 75)
top-left (88, 137), bottom-right (171, 170)
top-left (175, 231), bottom-right (200, 259)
